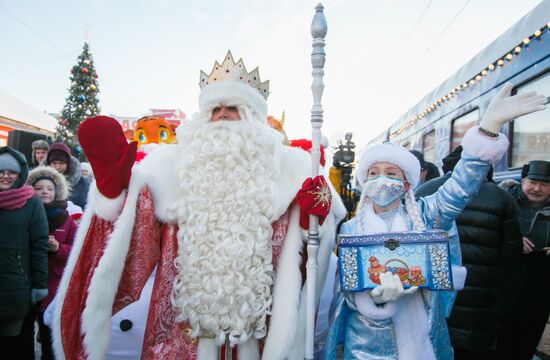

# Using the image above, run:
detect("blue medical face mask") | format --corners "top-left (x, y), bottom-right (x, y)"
top-left (363, 176), bottom-right (405, 207)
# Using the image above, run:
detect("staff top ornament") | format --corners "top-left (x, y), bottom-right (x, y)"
top-left (199, 50), bottom-right (270, 100)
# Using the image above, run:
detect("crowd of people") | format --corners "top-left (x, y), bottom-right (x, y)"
top-left (0, 140), bottom-right (93, 359)
top-left (0, 52), bottom-right (548, 360)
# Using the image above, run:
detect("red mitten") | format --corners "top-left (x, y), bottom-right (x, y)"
top-left (78, 116), bottom-right (137, 198)
top-left (296, 175), bottom-right (332, 229)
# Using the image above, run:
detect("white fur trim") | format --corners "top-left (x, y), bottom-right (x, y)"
top-left (81, 172), bottom-right (147, 360)
top-left (452, 265), bottom-right (467, 291)
top-left (132, 145), bottom-right (181, 223)
top-left (52, 198), bottom-right (96, 360)
top-left (286, 212), bottom-right (338, 360)
top-left (355, 291), bottom-right (398, 319)
top-left (461, 126), bottom-right (509, 164)
top-left (392, 293), bottom-right (436, 360)
top-left (138, 142), bottom-right (160, 153)
top-left (271, 147), bottom-right (312, 219)
top-left (197, 338), bottom-right (219, 360)
top-left (262, 205), bottom-right (304, 359)
top-left (239, 338), bottom-right (260, 360)
top-left (263, 203), bottom-right (340, 359)
top-left (88, 184), bottom-right (126, 222)
top-left (357, 143), bottom-right (421, 188)
top-left (199, 80), bottom-right (268, 119)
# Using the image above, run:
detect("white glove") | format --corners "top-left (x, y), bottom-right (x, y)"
top-left (370, 272), bottom-right (418, 304)
top-left (480, 82), bottom-right (547, 134)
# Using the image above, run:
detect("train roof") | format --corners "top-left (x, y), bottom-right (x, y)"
top-left (388, 0), bottom-right (550, 141)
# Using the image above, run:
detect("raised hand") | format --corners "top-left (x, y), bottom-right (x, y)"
top-left (480, 82), bottom-right (547, 134)
top-left (78, 116), bottom-right (138, 198)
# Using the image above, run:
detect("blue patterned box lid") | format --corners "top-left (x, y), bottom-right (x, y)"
top-left (338, 230), bottom-right (453, 292)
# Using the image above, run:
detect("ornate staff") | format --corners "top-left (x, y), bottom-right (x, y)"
top-left (305, 3), bottom-right (327, 359)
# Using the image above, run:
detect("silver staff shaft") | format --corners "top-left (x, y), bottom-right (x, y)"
top-left (305, 3), bottom-right (327, 360)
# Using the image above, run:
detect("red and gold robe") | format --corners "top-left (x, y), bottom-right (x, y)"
top-left (51, 145), bottom-right (344, 360)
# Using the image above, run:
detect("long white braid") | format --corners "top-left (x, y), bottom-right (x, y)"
top-left (403, 188), bottom-right (426, 231)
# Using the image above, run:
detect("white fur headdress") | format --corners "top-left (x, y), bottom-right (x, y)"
top-left (357, 143), bottom-right (421, 188)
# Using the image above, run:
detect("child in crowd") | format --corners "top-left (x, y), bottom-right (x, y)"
top-left (27, 166), bottom-right (76, 360)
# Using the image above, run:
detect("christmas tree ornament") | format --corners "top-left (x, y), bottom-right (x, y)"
top-left (78, 104), bottom-right (83, 109)
top-left (82, 67), bottom-right (89, 74)
top-left (83, 59), bottom-right (91, 65)
top-left (89, 84), bottom-right (97, 91)
top-left (78, 95), bottom-right (86, 102)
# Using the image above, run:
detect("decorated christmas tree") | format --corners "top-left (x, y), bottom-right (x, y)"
top-left (56, 42), bottom-right (100, 158)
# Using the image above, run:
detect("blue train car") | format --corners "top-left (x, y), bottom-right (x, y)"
top-left (374, 1), bottom-right (550, 182)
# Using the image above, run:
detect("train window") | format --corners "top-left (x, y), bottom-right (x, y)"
top-left (510, 73), bottom-right (550, 168)
top-left (422, 130), bottom-right (436, 163)
top-left (451, 109), bottom-right (479, 151)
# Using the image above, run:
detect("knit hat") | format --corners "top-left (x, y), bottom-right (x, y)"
top-left (32, 140), bottom-right (49, 151)
top-left (357, 142), bottom-right (421, 188)
top-left (0, 152), bottom-right (21, 173)
top-left (47, 143), bottom-right (71, 164)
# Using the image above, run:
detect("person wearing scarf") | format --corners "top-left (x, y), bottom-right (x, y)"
top-left (0, 146), bottom-right (49, 359)
top-left (324, 83), bottom-right (547, 359)
top-left (27, 165), bottom-right (77, 360)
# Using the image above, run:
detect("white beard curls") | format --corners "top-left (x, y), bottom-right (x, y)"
top-left (171, 111), bottom-right (283, 347)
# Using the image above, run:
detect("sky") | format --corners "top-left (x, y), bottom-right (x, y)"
top-left (0, 0), bottom-right (545, 151)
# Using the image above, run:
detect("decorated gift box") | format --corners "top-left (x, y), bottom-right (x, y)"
top-left (338, 230), bottom-right (453, 292)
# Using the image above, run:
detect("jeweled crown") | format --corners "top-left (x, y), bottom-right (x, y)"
top-left (199, 50), bottom-right (270, 100)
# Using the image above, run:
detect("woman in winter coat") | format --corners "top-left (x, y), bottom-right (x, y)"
top-left (47, 142), bottom-right (90, 209)
top-left (0, 146), bottom-right (49, 359)
top-left (28, 166), bottom-right (77, 360)
top-left (323, 84), bottom-right (547, 359)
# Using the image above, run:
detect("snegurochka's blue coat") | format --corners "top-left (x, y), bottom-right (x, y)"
top-left (324, 151), bottom-right (492, 360)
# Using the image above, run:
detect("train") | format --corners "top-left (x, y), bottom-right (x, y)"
top-left (369, 1), bottom-right (550, 182)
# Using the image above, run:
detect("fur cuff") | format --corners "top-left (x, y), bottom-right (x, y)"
top-left (88, 185), bottom-right (126, 222)
top-left (452, 265), bottom-right (467, 291)
top-left (461, 126), bottom-right (509, 164)
top-left (197, 338), bottom-right (218, 360)
top-left (354, 291), bottom-right (398, 320)
top-left (199, 80), bottom-right (268, 119)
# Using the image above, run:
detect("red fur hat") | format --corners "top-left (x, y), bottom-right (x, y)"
top-left (78, 116), bottom-right (137, 198)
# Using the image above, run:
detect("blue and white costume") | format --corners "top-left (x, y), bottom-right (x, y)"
top-left (324, 127), bottom-right (510, 360)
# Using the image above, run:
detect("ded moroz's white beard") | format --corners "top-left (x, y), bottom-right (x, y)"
top-left (171, 107), bottom-right (284, 347)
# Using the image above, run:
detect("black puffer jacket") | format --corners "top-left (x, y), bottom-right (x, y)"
top-left (0, 147), bottom-right (48, 333)
top-left (507, 184), bottom-right (550, 321)
top-left (416, 173), bottom-right (522, 351)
